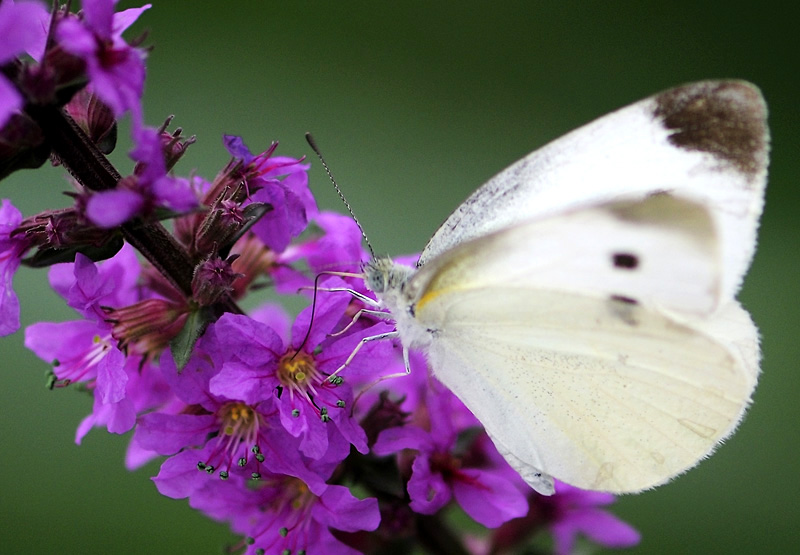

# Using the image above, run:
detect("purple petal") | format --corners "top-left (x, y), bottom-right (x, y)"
top-left (314, 322), bottom-right (397, 379)
top-left (554, 480), bottom-right (616, 506)
top-left (210, 313), bottom-right (284, 367)
top-left (223, 134), bottom-right (254, 163)
top-left (0, 76), bottom-right (23, 129)
top-left (0, 273), bottom-right (20, 335)
top-left (130, 127), bottom-right (165, 180)
top-left (152, 448), bottom-right (211, 499)
top-left (407, 455), bottom-right (451, 514)
top-left (86, 189), bottom-right (144, 227)
top-left (328, 404), bottom-right (369, 454)
top-left (47, 262), bottom-right (77, 299)
top-left (159, 348), bottom-right (219, 406)
top-left (555, 509), bottom-right (641, 551)
top-left (112, 5), bottom-right (152, 38)
top-left (0, 199), bottom-right (24, 335)
top-left (74, 412), bottom-right (96, 445)
top-left (274, 162), bottom-right (316, 219)
top-left (249, 303), bottom-right (290, 342)
top-left (151, 175), bottom-right (197, 212)
top-left (290, 278), bottom-right (352, 350)
top-left (66, 253), bottom-right (116, 319)
top-left (24, 319), bottom-right (98, 366)
top-left (313, 485), bottom-right (380, 532)
top-left (373, 425), bottom-right (433, 456)
top-left (209, 362), bottom-right (276, 405)
top-left (125, 438), bottom-right (160, 470)
top-left (55, 17), bottom-right (97, 58)
top-left (277, 395), bottom-right (310, 437)
top-left (249, 184), bottom-right (296, 253)
top-left (452, 469), bottom-right (529, 528)
top-left (76, 391), bottom-right (136, 441)
top-left (135, 412), bottom-right (217, 454)
top-left (0, 1), bottom-right (49, 62)
top-left (89, 51), bottom-right (145, 117)
top-left (82, 0), bottom-right (115, 39)
top-left (302, 212), bottom-right (367, 273)
top-left (424, 386), bottom-right (458, 449)
top-left (95, 345), bottom-right (127, 404)
top-left (294, 408), bottom-right (330, 459)
top-left (253, 429), bottom-right (329, 495)
top-left (103, 396), bottom-right (136, 434)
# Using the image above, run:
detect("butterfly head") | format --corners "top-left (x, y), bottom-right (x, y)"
top-left (362, 256), bottom-right (415, 294)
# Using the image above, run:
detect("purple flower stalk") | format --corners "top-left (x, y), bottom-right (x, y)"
top-left (0, 1), bottom-right (641, 553)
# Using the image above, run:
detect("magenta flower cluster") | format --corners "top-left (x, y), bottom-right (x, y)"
top-left (0, 2), bottom-right (640, 554)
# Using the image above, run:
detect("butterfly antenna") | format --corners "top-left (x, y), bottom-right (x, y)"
top-left (291, 271), bottom-right (325, 360)
top-left (305, 133), bottom-right (375, 259)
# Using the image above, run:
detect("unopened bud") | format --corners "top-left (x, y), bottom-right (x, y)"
top-left (191, 255), bottom-right (242, 306)
top-left (63, 88), bottom-right (117, 154)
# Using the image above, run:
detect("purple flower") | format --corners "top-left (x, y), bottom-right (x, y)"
top-left (56, 0), bottom-right (150, 131)
top-left (140, 344), bottom-right (329, 499)
top-left (0, 0), bottom-right (49, 127)
top-left (0, 199), bottom-right (31, 335)
top-left (208, 281), bottom-right (395, 461)
top-left (188, 473), bottom-right (379, 555)
top-left (85, 126), bottom-right (197, 227)
top-left (223, 210), bottom-right (366, 298)
top-left (547, 482), bottom-right (640, 554)
top-left (223, 135), bottom-right (315, 252)
top-left (24, 245), bottom-right (146, 440)
top-left (482, 475), bottom-right (640, 554)
top-left (302, 212), bottom-right (368, 274)
top-left (374, 382), bottom-right (529, 528)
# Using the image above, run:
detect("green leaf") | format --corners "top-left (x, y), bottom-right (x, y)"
top-left (23, 235), bottom-right (124, 268)
top-left (170, 306), bottom-right (214, 371)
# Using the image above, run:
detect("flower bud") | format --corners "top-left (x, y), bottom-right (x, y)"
top-left (63, 88), bottom-right (117, 154)
top-left (191, 254), bottom-right (242, 306)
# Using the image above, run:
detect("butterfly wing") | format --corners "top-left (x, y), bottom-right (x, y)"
top-left (418, 80), bottom-right (768, 303)
top-left (408, 196), bottom-right (760, 494)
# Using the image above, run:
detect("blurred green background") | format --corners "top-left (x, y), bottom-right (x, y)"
top-left (1, 1), bottom-right (798, 553)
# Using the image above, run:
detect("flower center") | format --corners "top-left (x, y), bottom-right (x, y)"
top-left (217, 401), bottom-right (261, 442)
top-left (277, 351), bottom-right (321, 395)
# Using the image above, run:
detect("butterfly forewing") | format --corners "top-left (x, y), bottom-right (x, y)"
top-left (418, 81), bottom-right (768, 303)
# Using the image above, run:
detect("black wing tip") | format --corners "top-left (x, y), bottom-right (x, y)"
top-left (653, 80), bottom-right (769, 181)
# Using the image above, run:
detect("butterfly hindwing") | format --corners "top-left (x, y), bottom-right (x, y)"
top-left (406, 195), bottom-right (759, 493)
top-left (421, 290), bottom-right (757, 493)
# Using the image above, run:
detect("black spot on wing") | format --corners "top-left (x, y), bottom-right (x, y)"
top-left (610, 294), bottom-right (638, 305)
top-left (653, 81), bottom-right (768, 181)
top-left (612, 253), bottom-right (639, 270)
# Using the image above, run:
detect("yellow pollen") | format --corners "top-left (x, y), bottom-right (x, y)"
top-left (219, 402), bottom-right (256, 436)
top-left (288, 479), bottom-right (310, 510)
top-left (278, 352), bottom-right (318, 388)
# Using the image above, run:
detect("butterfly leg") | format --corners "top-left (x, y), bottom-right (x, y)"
top-left (329, 330), bottom-right (399, 381)
top-left (330, 308), bottom-right (394, 337)
top-left (313, 286), bottom-right (382, 307)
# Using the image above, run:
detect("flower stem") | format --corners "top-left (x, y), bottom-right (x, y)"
top-left (28, 105), bottom-right (242, 314)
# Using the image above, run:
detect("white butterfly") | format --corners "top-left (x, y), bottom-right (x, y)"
top-left (356, 81), bottom-right (768, 496)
